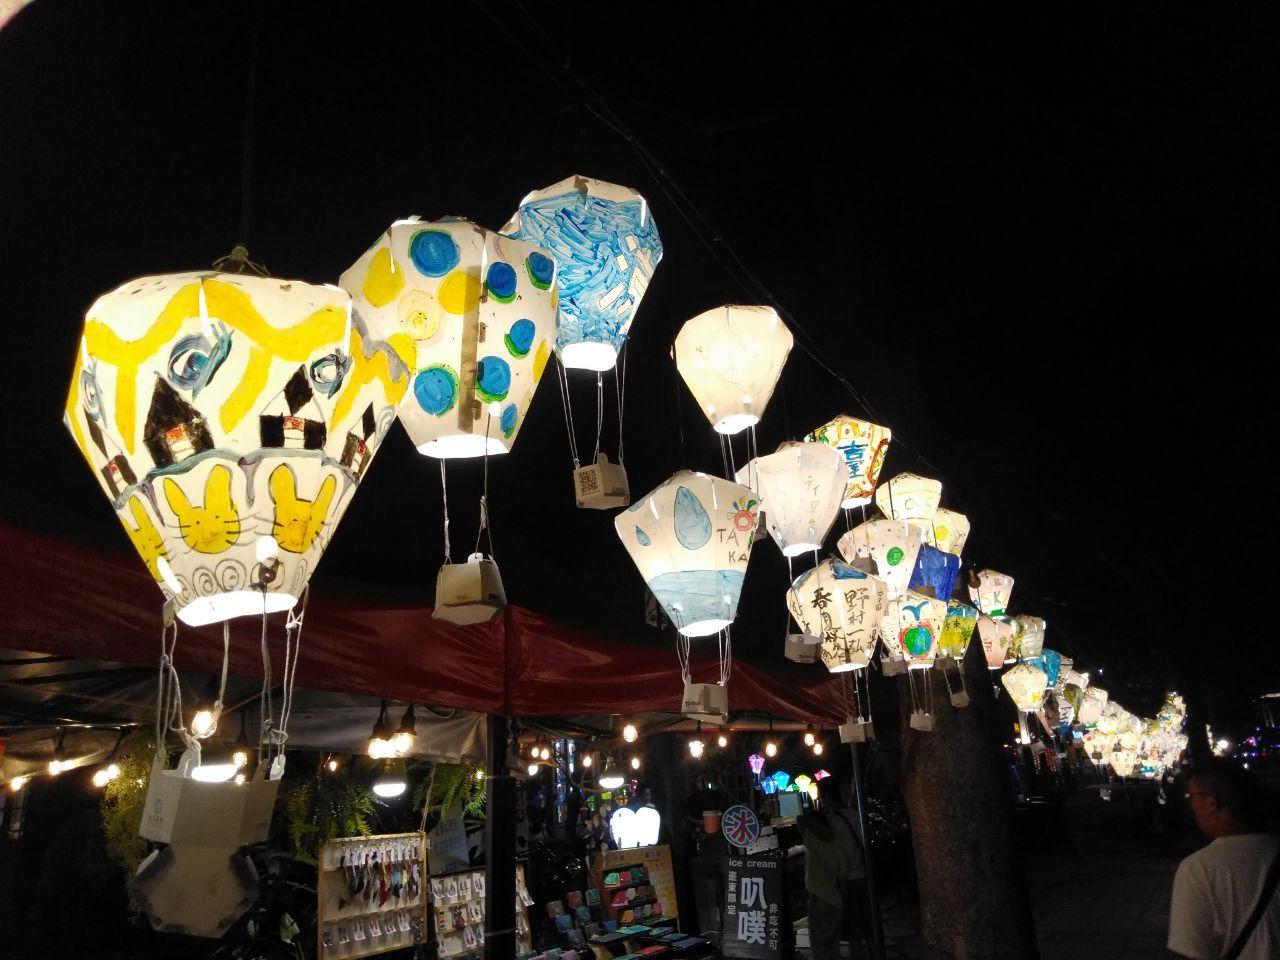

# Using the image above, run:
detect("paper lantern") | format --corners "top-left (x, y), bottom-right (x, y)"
top-left (1038, 649), bottom-right (1063, 688)
top-left (614, 471), bottom-right (760, 637)
top-left (930, 508), bottom-right (970, 556)
top-left (837, 519), bottom-right (922, 598)
top-left (736, 441), bottom-right (848, 556)
top-left (908, 544), bottom-right (961, 603)
top-left (787, 560), bottom-right (887, 672)
top-left (969, 569), bottom-right (1014, 617)
top-left (674, 305), bottom-right (793, 434)
top-left (339, 216), bottom-right (557, 458)
top-left (875, 472), bottom-right (942, 527)
top-left (502, 175), bottom-right (662, 372)
top-left (1010, 615), bottom-right (1046, 660)
top-left (771, 771), bottom-right (792, 792)
top-left (65, 272), bottom-right (404, 626)
top-left (938, 601), bottom-right (978, 661)
top-left (748, 754), bottom-right (766, 777)
top-left (1002, 663), bottom-right (1048, 712)
top-left (976, 615), bottom-right (1015, 670)
top-left (880, 592), bottom-right (947, 669)
top-left (1079, 687), bottom-right (1108, 727)
top-left (804, 415), bottom-right (891, 508)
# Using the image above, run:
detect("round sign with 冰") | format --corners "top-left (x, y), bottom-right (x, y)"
top-left (721, 804), bottom-right (760, 849)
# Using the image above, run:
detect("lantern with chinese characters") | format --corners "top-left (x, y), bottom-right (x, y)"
top-left (804, 415), bottom-right (891, 508)
top-left (737, 441), bottom-right (848, 556)
top-left (340, 217), bottom-right (557, 459)
top-left (875, 472), bottom-right (942, 528)
top-left (674, 305), bottom-right (793, 435)
top-left (838, 519), bottom-right (922, 598)
top-left (938, 601), bottom-right (979, 663)
top-left (880, 592), bottom-right (947, 670)
top-left (969, 569), bottom-right (1014, 618)
top-left (930, 507), bottom-right (970, 556)
top-left (787, 560), bottom-right (887, 672)
top-left (976, 615), bottom-right (1015, 670)
top-left (503, 175), bottom-right (661, 372)
top-left (615, 471), bottom-right (759, 637)
top-left (65, 271), bottom-right (405, 626)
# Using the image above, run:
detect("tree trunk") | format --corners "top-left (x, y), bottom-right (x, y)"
top-left (897, 641), bottom-right (1039, 960)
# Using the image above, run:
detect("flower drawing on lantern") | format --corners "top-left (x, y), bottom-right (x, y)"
top-left (731, 498), bottom-right (760, 533)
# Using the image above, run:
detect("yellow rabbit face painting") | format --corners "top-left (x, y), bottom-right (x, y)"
top-left (65, 271), bottom-right (409, 625)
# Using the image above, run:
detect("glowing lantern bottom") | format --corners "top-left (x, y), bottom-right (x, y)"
top-left (649, 571), bottom-right (745, 637)
top-left (433, 554), bottom-right (506, 625)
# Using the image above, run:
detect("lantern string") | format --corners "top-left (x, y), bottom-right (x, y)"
top-left (440, 460), bottom-right (452, 565)
top-left (155, 607), bottom-right (188, 759)
top-left (669, 336), bottom-right (687, 470)
top-left (275, 585), bottom-right (309, 757)
top-left (476, 413), bottom-right (496, 560)
top-left (616, 345), bottom-right (627, 466)
top-left (259, 601), bottom-right (272, 760)
top-left (554, 358), bottom-right (581, 471)
top-left (593, 372), bottom-right (604, 464)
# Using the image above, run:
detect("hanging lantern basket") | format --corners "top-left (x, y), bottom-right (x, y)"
top-left (681, 682), bottom-right (728, 725)
top-left (574, 453), bottom-right (630, 509)
top-left (434, 552), bottom-right (506, 626)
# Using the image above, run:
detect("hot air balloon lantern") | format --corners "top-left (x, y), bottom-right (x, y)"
top-left (503, 177), bottom-right (663, 509)
top-left (804, 415), bottom-right (891, 509)
top-left (1002, 662), bottom-right (1049, 743)
top-left (976, 614), bottom-right (1015, 672)
top-left (875, 472), bottom-right (942, 531)
top-left (881, 592), bottom-right (946, 730)
top-left (1011, 615), bottom-right (1046, 661)
top-left (929, 507), bottom-right (970, 556)
top-left (66, 268), bottom-right (405, 626)
top-left (837, 519), bottom-right (923, 599)
top-left (340, 217), bottom-right (558, 623)
top-left (908, 544), bottom-right (961, 606)
top-left (937, 600), bottom-right (978, 707)
top-left (736, 441), bottom-right (848, 558)
top-left (615, 471), bottom-right (760, 639)
top-left (788, 559), bottom-right (887, 742)
top-left (674, 305), bottom-right (793, 436)
top-left (969, 569), bottom-right (1014, 618)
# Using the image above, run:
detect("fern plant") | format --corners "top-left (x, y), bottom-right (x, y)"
top-left (100, 731), bottom-right (156, 878)
top-left (282, 774), bottom-right (378, 864)
top-left (415, 762), bottom-right (486, 832)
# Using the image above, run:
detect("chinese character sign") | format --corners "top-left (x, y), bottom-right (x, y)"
top-left (786, 559), bottom-right (887, 673)
top-left (723, 851), bottom-right (785, 960)
top-left (804, 414), bottom-right (891, 508)
top-left (721, 804), bottom-right (761, 848)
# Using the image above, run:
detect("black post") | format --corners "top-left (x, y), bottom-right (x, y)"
top-left (850, 742), bottom-right (885, 960)
top-left (485, 714), bottom-right (515, 960)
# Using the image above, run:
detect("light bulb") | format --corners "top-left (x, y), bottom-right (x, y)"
top-left (764, 741), bottom-right (778, 758)
top-left (373, 780), bottom-right (406, 798)
top-left (540, 746), bottom-right (551, 760)
top-left (813, 743), bottom-right (824, 756)
top-left (623, 723), bottom-right (638, 743)
top-left (191, 709), bottom-right (217, 739)
top-left (327, 758), bottom-right (339, 773)
top-left (718, 733), bottom-right (729, 748)
top-left (581, 753), bottom-right (593, 769)
top-left (373, 760), bottom-right (407, 799)
top-left (527, 763), bottom-right (539, 777)
top-left (476, 768), bottom-right (485, 781)
top-left (630, 756), bottom-right (641, 770)
top-left (393, 731), bottom-right (414, 757)
top-left (689, 739), bottom-right (705, 759)
top-left (234, 773), bottom-right (247, 785)
top-left (191, 763), bottom-right (238, 783)
top-left (106, 763), bottom-right (120, 780)
top-left (254, 535), bottom-right (279, 563)
top-left (804, 731), bottom-right (815, 747)
top-left (367, 737), bottom-right (389, 760)
top-left (93, 768), bottom-right (111, 788)
top-left (48, 759), bottom-right (64, 776)
top-left (9, 775), bottom-right (29, 793)
top-left (232, 750), bottom-right (249, 770)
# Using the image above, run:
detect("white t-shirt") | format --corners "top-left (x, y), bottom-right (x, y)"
top-left (1168, 833), bottom-right (1280, 960)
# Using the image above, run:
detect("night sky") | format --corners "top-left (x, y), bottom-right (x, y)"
top-left (1, 2), bottom-right (1276, 732)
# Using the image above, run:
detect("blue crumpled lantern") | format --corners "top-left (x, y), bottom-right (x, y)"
top-left (909, 544), bottom-right (961, 604)
top-left (504, 175), bottom-right (662, 372)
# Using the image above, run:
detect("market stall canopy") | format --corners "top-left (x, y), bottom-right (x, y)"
top-left (1, 521), bottom-right (844, 725)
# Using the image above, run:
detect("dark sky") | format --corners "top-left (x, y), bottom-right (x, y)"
top-left (1, 2), bottom-right (1275, 730)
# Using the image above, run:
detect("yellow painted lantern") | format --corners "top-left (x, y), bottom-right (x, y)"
top-left (804, 415), bottom-right (891, 508)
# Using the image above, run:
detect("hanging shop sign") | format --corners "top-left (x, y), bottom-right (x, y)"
top-left (722, 850), bottom-right (785, 960)
top-left (721, 804), bottom-right (761, 849)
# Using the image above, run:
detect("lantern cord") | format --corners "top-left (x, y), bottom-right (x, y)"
top-left (475, 414), bottom-right (495, 560)
top-left (275, 586), bottom-right (309, 757)
top-left (593, 372), bottom-right (604, 464)
top-left (154, 608), bottom-right (194, 760)
top-left (258, 601), bottom-right (272, 762)
top-left (440, 460), bottom-right (452, 564)
top-left (554, 357), bottom-right (581, 471)
top-left (615, 345), bottom-right (628, 466)
top-left (748, 426), bottom-right (760, 490)
top-left (718, 434), bottom-right (730, 481)
top-left (676, 633), bottom-right (691, 686)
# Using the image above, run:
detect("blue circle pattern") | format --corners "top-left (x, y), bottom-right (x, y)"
top-left (500, 403), bottom-right (519, 437)
top-left (409, 229), bottom-right (460, 277)
top-left (476, 356), bottom-right (512, 401)
top-left (413, 367), bottom-right (457, 416)
top-left (506, 318), bottom-right (536, 357)
top-left (486, 261), bottom-right (517, 301)
top-left (526, 251), bottom-right (555, 288)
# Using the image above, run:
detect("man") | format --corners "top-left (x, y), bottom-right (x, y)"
top-left (798, 778), bottom-right (862, 960)
top-left (1169, 759), bottom-right (1280, 960)
top-left (823, 781), bottom-right (869, 954)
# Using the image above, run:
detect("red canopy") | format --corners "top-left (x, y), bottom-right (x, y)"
top-left (1, 521), bottom-right (844, 725)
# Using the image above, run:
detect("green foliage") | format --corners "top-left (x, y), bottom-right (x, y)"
top-left (416, 762), bottom-right (486, 831)
top-left (100, 731), bottom-right (156, 877)
top-left (282, 774), bottom-right (377, 864)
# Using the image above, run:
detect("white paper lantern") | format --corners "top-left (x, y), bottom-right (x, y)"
top-left (880, 592), bottom-right (947, 669)
top-left (804, 415), bottom-right (892, 508)
top-left (969, 569), bottom-right (1014, 617)
top-left (938, 600), bottom-right (979, 662)
top-left (340, 217), bottom-right (557, 458)
top-left (65, 272), bottom-right (404, 625)
top-left (787, 559), bottom-right (887, 672)
top-left (503, 176), bottom-right (662, 372)
top-left (930, 508), bottom-right (970, 556)
top-left (1011, 615), bottom-right (1046, 660)
top-left (674, 305), bottom-right (793, 435)
top-left (614, 471), bottom-right (760, 637)
top-left (874, 472), bottom-right (942, 527)
top-left (736, 441), bottom-right (848, 556)
top-left (1002, 663), bottom-right (1048, 712)
top-left (1079, 687), bottom-right (1109, 727)
top-left (976, 615), bottom-right (1015, 670)
top-left (837, 519), bottom-right (923, 598)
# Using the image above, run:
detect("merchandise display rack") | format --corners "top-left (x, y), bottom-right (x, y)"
top-left (317, 831), bottom-right (428, 959)
top-left (432, 862), bottom-right (534, 960)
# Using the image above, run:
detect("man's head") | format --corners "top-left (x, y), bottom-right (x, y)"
top-left (816, 776), bottom-right (844, 813)
top-left (1186, 758), bottom-right (1261, 838)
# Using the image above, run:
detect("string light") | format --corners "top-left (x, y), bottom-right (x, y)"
top-left (717, 729), bottom-right (729, 748)
top-left (598, 755), bottom-right (625, 790)
top-left (804, 725), bottom-right (815, 747)
top-left (688, 722), bottom-right (705, 759)
top-left (581, 753), bottom-right (594, 769)
top-left (367, 702), bottom-right (392, 759)
top-left (763, 716), bottom-right (777, 757)
top-left (622, 721), bottom-right (639, 743)
top-left (393, 704), bottom-right (417, 757)
top-left (813, 742), bottom-right (824, 756)
top-left (8, 776), bottom-right (28, 793)
top-left (630, 756), bottom-right (642, 770)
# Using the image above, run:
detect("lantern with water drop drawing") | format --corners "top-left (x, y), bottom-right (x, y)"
top-left (837, 519), bottom-right (922, 598)
top-left (880, 591), bottom-right (947, 670)
top-left (65, 270), bottom-right (406, 626)
top-left (736, 441), bottom-right (848, 557)
top-left (976, 615), bottom-right (1015, 670)
top-left (969, 569), bottom-right (1014, 618)
top-left (804, 415), bottom-right (891, 508)
top-left (340, 217), bottom-right (557, 459)
top-left (930, 507), bottom-right (970, 556)
top-left (615, 471), bottom-right (760, 637)
top-left (874, 472), bottom-right (942, 530)
top-left (787, 559), bottom-right (887, 672)
top-left (503, 177), bottom-right (663, 510)
top-left (674, 305), bottom-right (792, 435)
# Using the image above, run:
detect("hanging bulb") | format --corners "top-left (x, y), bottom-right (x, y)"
top-left (367, 701), bottom-right (392, 759)
top-left (527, 762), bottom-right (540, 777)
top-left (93, 768), bottom-right (111, 788)
top-left (48, 729), bottom-right (67, 776)
top-left (326, 756), bottom-right (339, 773)
top-left (9, 775), bottom-right (29, 793)
top-left (598, 756), bottom-right (625, 790)
top-left (689, 722), bottom-right (705, 759)
top-left (764, 741), bottom-right (778, 758)
top-left (717, 730), bottom-right (729, 748)
top-left (106, 763), bottom-right (120, 780)
top-left (582, 752), bottom-right (594, 769)
top-left (191, 708), bottom-right (217, 739)
top-left (622, 721), bottom-right (638, 743)
top-left (630, 756), bottom-right (642, 770)
top-left (813, 742), bottom-right (824, 756)
top-left (232, 712), bottom-right (250, 770)
top-left (393, 704), bottom-right (417, 757)
top-left (476, 768), bottom-right (486, 781)
top-left (540, 744), bottom-right (552, 761)
top-left (804, 725), bottom-right (816, 747)
top-left (373, 759), bottom-right (407, 799)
